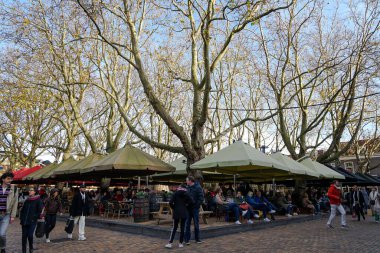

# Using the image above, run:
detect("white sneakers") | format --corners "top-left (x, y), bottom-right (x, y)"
top-left (166, 243), bottom-right (184, 248)
top-left (235, 220), bottom-right (242, 225)
top-left (254, 214), bottom-right (260, 218)
top-left (68, 233), bottom-right (86, 241)
top-left (286, 214), bottom-right (292, 217)
top-left (242, 210), bottom-right (248, 216)
top-left (247, 219), bottom-right (254, 224)
top-left (293, 213), bottom-right (298, 216)
top-left (46, 238), bottom-right (50, 243)
top-left (269, 210), bottom-right (276, 214)
top-left (263, 218), bottom-right (271, 222)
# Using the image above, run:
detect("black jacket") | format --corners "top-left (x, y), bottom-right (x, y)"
top-left (187, 182), bottom-right (204, 209)
top-left (169, 188), bottom-right (194, 219)
top-left (351, 190), bottom-right (365, 207)
top-left (70, 191), bottom-right (90, 217)
top-left (20, 195), bottom-right (44, 226)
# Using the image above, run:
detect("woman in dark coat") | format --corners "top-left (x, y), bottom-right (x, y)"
top-left (165, 184), bottom-right (194, 249)
top-left (20, 186), bottom-right (44, 253)
top-left (44, 188), bottom-right (62, 242)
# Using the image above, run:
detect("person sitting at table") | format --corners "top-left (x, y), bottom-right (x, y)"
top-left (88, 190), bottom-right (96, 215)
top-left (113, 190), bottom-right (124, 202)
top-left (302, 193), bottom-right (316, 214)
top-left (255, 190), bottom-right (277, 212)
top-left (246, 191), bottom-right (275, 222)
top-left (274, 192), bottom-right (296, 217)
top-left (214, 188), bottom-right (242, 224)
top-left (100, 190), bottom-right (112, 203)
top-left (234, 191), bottom-right (254, 224)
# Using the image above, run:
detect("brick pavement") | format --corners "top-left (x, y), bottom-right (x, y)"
top-left (5, 217), bottom-right (380, 253)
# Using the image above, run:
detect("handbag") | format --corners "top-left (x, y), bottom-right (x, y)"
top-left (239, 203), bottom-right (249, 210)
top-left (35, 219), bottom-right (45, 238)
top-left (64, 217), bottom-right (75, 234)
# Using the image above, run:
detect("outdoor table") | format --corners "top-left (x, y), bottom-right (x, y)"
top-left (151, 202), bottom-right (172, 224)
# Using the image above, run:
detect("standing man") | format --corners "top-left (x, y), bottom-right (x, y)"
top-left (67, 184), bottom-right (89, 241)
top-left (326, 180), bottom-right (347, 229)
top-left (184, 176), bottom-right (204, 245)
top-left (351, 185), bottom-right (365, 221)
top-left (0, 172), bottom-right (19, 253)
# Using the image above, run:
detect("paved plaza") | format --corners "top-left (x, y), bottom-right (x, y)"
top-left (6, 217), bottom-right (380, 253)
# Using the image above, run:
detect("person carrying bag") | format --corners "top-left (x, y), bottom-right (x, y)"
top-left (20, 186), bottom-right (44, 253)
top-left (34, 218), bottom-right (45, 238)
top-left (64, 216), bottom-right (75, 234)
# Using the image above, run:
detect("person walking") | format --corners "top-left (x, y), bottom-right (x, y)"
top-left (19, 186), bottom-right (44, 253)
top-left (369, 187), bottom-right (378, 219)
top-left (0, 172), bottom-right (19, 253)
top-left (326, 180), bottom-right (347, 229)
top-left (369, 187), bottom-right (380, 222)
top-left (44, 188), bottom-right (63, 242)
top-left (165, 184), bottom-right (194, 249)
top-left (351, 185), bottom-right (365, 221)
top-left (360, 187), bottom-right (369, 213)
top-left (184, 176), bottom-right (204, 245)
top-left (67, 184), bottom-right (90, 241)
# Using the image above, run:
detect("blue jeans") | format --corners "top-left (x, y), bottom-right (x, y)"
top-left (242, 208), bottom-right (254, 219)
top-left (264, 200), bottom-right (277, 211)
top-left (0, 214), bottom-right (10, 249)
top-left (185, 208), bottom-right (200, 242)
top-left (227, 203), bottom-right (240, 222)
top-left (250, 203), bottom-right (270, 218)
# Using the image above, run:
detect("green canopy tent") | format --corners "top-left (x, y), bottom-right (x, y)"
top-left (190, 141), bottom-right (308, 190)
top-left (151, 157), bottom-right (236, 183)
top-left (299, 158), bottom-right (345, 179)
top-left (79, 145), bottom-right (175, 179)
top-left (21, 157), bottom-right (77, 183)
top-left (52, 153), bottom-right (105, 180)
top-left (22, 163), bottom-right (59, 182)
top-left (41, 157), bottom-right (78, 179)
top-left (270, 153), bottom-right (320, 179)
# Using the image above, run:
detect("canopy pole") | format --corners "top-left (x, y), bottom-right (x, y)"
top-left (233, 174), bottom-right (236, 197)
top-left (137, 177), bottom-right (141, 190)
top-left (272, 177), bottom-right (276, 197)
top-left (146, 176), bottom-right (149, 188)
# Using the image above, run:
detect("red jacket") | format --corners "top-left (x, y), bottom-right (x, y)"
top-left (327, 184), bottom-right (341, 205)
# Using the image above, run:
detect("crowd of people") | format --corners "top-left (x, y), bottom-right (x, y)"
top-left (0, 171), bottom-right (379, 252)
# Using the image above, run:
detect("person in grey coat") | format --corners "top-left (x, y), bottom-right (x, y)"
top-left (165, 184), bottom-right (194, 249)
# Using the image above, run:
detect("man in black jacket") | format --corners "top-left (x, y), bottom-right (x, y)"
top-left (184, 176), bottom-right (204, 245)
top-left (351, 185), bottom-right (365, 221)
top-left (68, 185), bottom-right (89, 241)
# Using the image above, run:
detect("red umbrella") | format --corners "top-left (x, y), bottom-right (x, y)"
top-left (13, 165), bottom-right (43, 181)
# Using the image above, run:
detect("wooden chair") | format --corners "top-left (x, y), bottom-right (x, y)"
top-left (112, 201), bottom-right (130, 219)
top-left (199, 205), bottom-right (213, 224)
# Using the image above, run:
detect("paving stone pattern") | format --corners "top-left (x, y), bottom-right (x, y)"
top-left (5, 217), bottom-right (380, 253)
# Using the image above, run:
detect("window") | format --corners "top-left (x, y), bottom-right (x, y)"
top-left (344, 162), bottom-right (354, 171)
